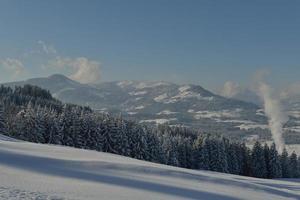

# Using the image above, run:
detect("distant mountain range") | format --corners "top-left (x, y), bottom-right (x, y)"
top-left (4, 74), bottom-right (300, 143)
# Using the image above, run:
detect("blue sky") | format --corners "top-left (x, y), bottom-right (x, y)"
top-left (1, 0), bottom-right (300, 91)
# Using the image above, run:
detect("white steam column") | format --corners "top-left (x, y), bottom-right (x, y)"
top-left (257, 81), bottom-right (288, 153)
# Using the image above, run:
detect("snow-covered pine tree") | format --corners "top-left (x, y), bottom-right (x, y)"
top-left (93, 116), bottom-right (105, 151)
top-left (35, 105), bottom-right (47, 143)
top-left (298, 156), bottom-right (300, 178)
top-left (280, 148), bottom-right (291, 178)
top-left (144, 126), bottom-right (162, 163)
top-left (198, 137), bottom-right (210, 170)
top-left (80, 111), bottom-right (94, 149)
top-left (60, 104), bottom-right (74, 146)
top-left (21, 102), bottom-right (45, 143)
top-left (226, 141), bottom-right (240, 174)
top-left (251, 141), bottom-right (267, 178)
top-left (263, 143), bottom-right (271, 178)
top-left (192, 135), bottom-right (204, 169)
top-left (161, 133), bottom-right (179, 166)
top-left (207, 137), bottom-right (228, 173)
top-left (116, 117), bottom-right (130, 156)
top-left (0, 101), bottom-right (7, 135)
top-left (268, 143), bottom-right (282, 178)
top-left (240, 143), bottom-right (252, 176)
top-left (100, 118), bottom-right (121, 154)
top-left (70, 107), bottom-right (83, 148)
top-left (217, 138), bottom-right (228, 173)
top-left (289, 151), bottom-right (298, 178)
top-left (208, 138), bottom-right (220, 172)
top-left (49, 111), bottom-right (63, 145)
top-left (176, 136), bottom-right (193, 168)
top-left (235, 143), bottom-right (246, 175)
top-left (128, 123), bottom-right (149, 160)
top-left (168, 136), bottom-right (179, 167)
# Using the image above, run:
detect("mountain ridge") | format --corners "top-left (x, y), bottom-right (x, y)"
top-left (4, 74), bottom-right (300, 144)
top-left (3, 74), bottom-right (269, 140)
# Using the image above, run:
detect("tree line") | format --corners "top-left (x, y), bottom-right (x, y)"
top-left (0, 84), bottom-right (299, 179)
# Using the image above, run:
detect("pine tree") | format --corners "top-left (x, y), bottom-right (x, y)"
top-left (263, 143), bottom-right (271, 178)
top-left (164, 136), bottom-right (177, 166)
top-left (240, 143), bottom-right (252, 176)
top-left (207, 137), bottom-right (228, 173)
top-left (281, 148), bottom-right (291, 178)
top-left (226, 142), bottom-right (240, 174)
top-left (100, 118), bottom-right (123, 154)
top-left (117, 118), bottom-right (130, 156)
top-left (217, 138), bottom-right (228, 173)
top-left (192, 135), bottom-right (204, 169)
top-left (198, 137), bottom-right (210, 170)
top-left (268, 143), bottom-right (282, 178)
top-left (251, 141), bottom-right (267, 178)
top-left (49, 112), bottom-right (63, 144)
top-left (208, 138), bottom-right (219, 171)
top-left (129, 124), bottom-right (149, 160)
top-left (145, 127), bottom-right (163, 163)
top-left (0, 102), bottom-right (7, 135)
top-left (60, 105), bottom-right (74, 146)
top-left (70, 107), bottom-right (83, 148)
top-left (19, 102), bottom-right (45, 143)
top-left (297, 156), bottom-right (300, 178)
top-left (289, 152), bottom-right (298, 178)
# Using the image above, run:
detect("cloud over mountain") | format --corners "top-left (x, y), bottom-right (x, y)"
top-left (0, 58), bottom-right (26, 79)
top-left (51, 57), bottom-right (101, 84)
top-left (221, 81), bottom-right (240, 98)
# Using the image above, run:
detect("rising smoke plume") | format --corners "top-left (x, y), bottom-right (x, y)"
top-left (255, 72), bottom-right (288, 153)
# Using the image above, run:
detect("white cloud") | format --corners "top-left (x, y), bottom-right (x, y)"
top-left (221, 81), bottom-right (240, 98)
top-left (0, 58), bottom-right (26, 79)
top-left (38, 40), bottom-right (57, 55)
top-left (51, 57), bottom-right (101, 84)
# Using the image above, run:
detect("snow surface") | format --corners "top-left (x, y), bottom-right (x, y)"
top-left (192, 110), bottom-right (240, 120)
top-left (154, 87), bottom-right (214, 104)
top-left (0, 138), bottom-right (300, 200)
top-left (140, 118), bottom-right (177, 124)
top-left (129, 91), bottom-right (148, 96)
top-left (127, 112), bottom-right (138, 115)
top-left (178, 85), bottom-right (191, 92)
top-left (237, 124), bottom-right (269, 131)
top-left (135, 82), bottom-right (169, 89)
top-left (285, 126), bottom-right (300, 133)
top-left (256, 109), bottom-right (265, 116)
top-left (116, 81), bottom-right (134, 88)
top-left (0, 134), bottom-right (18, 142)
top-left (135, 105), bottom-right (145, 110)
top-left (288, 110), bottom-right (300, 118)
top-left (157, 110), bottom-right (178, 115)
top-left (168, 91), bottom-right (214, 103)
top-left (135, 97), bottom-right (143, 101)
top-left (154, 93), bottom-right (168, 102)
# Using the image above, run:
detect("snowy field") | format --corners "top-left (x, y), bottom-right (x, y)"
top-left (0, 136), bottom-right (300, 200)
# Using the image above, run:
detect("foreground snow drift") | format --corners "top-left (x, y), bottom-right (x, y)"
top-left (0, 137), bottom-right (299, 200)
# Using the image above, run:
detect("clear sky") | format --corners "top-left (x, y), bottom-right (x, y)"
top-left (1, 0), bottom-right (300, 91)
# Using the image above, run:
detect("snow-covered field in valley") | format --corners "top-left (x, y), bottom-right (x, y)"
top-left (0, 136), bottom-right (299, 200)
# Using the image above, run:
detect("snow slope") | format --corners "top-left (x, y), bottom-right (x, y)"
top-left (0, 138), bottom-right (299, 200)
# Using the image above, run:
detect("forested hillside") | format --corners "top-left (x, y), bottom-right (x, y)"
top-left (0, 85), bottom-right (299, 179)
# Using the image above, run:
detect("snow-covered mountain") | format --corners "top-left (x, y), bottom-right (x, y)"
top-left (0, 136), bottom-right (299, 200)
top-left (4, 75), bottom-right (270, 140)
top-left (5, 74), bottom-right (300, 143)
